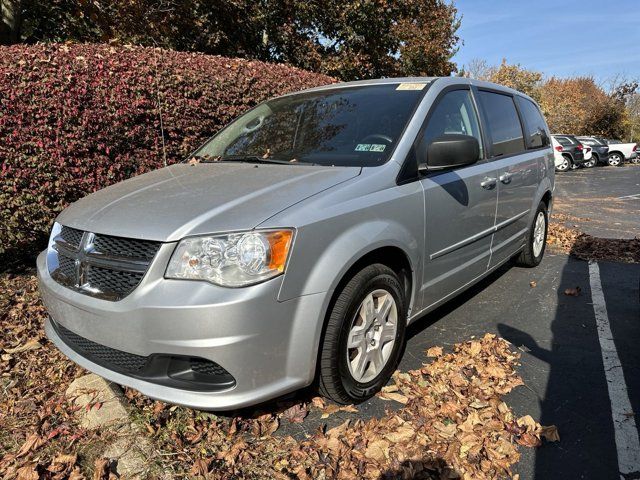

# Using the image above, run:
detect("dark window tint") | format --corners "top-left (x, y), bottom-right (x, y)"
top-left (578, 137), bottom-right (599, 146)
top-left (516, 97), bottom-right (549, 149)
top-left (478, 91), bottom-right (525, 157)
top-left (196, 84), bottom-right (428, 167)
top-left (555, 136), bottom-right (573, 147)
top-left (419, 89), bottom-right (483, 161)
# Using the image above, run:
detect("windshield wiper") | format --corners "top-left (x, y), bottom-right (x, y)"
top-left (218, 155), bottom-right (297, 165)
top-left (187, 154), bottom-right (313, 165)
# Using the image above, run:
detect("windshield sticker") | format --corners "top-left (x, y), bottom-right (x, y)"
top-left (355, 143), bottom-right (386, 152)
top-left (396, 83), bottom-right (426, 91)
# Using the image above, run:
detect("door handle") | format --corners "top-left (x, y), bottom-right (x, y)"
top-left (499, 172), bottom-right (512, 184)
top-left (480, 177), bottom-right (497, 189)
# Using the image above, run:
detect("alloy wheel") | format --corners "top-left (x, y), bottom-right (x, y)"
top-left (608, 154), bottom-right (622, 166)
top-left (556, 157), bottom-right (570, 172)
top-left (346, 289), bottom-right (398, 383)
top-left (532, 211), bottom-right (546, 258)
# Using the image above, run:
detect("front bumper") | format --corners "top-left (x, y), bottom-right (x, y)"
top-left (37, 250), bottom-right (327, 410)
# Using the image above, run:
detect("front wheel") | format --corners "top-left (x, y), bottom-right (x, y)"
top-left (318, 264), bottom-right (407, 404)
top-left (608, 153), bottom-right (623, 166)
top-left (516, 202), bottom-right (548, 268)
top-left (631, 156), bottom-right (640, 165)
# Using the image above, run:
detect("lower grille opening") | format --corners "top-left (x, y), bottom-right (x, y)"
top-left (52, 320), bottom-right (235, 392)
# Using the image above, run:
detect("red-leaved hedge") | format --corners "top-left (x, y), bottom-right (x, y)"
top-left (0, 43), bottom-right (333, 257)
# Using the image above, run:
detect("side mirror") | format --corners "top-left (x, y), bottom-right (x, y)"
top-left (421, 134), bottom-right (480, 172)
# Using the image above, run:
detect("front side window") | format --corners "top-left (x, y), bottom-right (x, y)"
top-left (478, 91), bottom-right (525, 157)
top-left (194, 84), bottom-right (429, 167)
top-left (516, 97), bottom-right (549, 149)
top-left (419, 89), bottom-right (483, 161)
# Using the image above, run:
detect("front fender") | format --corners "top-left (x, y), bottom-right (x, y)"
top-left (279, 218), bottom-right (420, 303)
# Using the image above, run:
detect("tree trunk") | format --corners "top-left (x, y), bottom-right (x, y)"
top-left (1, 0), bottom-right (20, 44)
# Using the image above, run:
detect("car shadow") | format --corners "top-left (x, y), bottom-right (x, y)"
top-left (497, 248), bottom-right (633, 479)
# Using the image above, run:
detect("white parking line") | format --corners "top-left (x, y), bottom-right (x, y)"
top-left (617, 193), bottom-right (640, 200)
top-left (588, 261), bottom-right (640, 478)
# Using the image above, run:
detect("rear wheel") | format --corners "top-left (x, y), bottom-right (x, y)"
top-left (631, 156), bottom-right (640, 165)
top-left (608, 153), bottom-right (623, 166)
top-left (583, 158), bottom-right (596, 168)
top-left (555, 155), bottom-right (571, 172)
top-left (318, 264), bottom-right (407, 404)
top-left (516, 201), bottom-right (547, 268)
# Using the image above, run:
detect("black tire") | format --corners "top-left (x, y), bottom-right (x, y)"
top-left (516, 201), bottom-right (548, 268)
top-left (583, 158), bottom-right (596, 168)
top-left (318, 264), bottom-right (407, 404)
top-left (608, 153), bottom-right (623, 166)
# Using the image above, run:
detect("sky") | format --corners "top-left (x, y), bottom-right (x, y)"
top-left (452, 0), bottom-right (640, 86)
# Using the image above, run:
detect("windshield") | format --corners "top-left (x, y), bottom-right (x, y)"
top-left (194, 83), bottom-right (429, 167)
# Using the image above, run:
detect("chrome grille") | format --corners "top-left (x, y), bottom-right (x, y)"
top-left (49, 227), bottom-right (161, 301)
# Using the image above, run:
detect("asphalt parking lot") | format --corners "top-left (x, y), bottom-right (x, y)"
top-left (279, 165), bottom-right (640, 480)
top-left (554, 164), bottom-right (640, 239)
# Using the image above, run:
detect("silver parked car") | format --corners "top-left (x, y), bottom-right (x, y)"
top-left (37, 77), bottom-right (554, 409)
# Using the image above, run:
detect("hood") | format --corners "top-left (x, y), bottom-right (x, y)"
top-left (57, 162), bottom-right (361, 241)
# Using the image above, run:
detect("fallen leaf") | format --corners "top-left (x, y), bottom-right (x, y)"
top-left (378, 391), bottom-right (408, 404)
top-left (364, 439), bottom-right (390, 462)
top-left (16, 434), bottom-right (44, 457)
top-left (281, 403), bottom-right (308, 424)
top-left (4, 340), bottom-right (42, 354)
top-left (16, 464), bottom-right (38, 480)
top-left (93, 458), bottom-right (109, 480)
top-left (426, 346), bottom-right (443, 357)
top-left (530, 281), bottom-right (537, 288)
top-left (190, 458), bottom-right (210, 476)
top-left (516, 432), bottom-right (541, 447)
top-left (564, 286), bottom-right (581, 296)
top-left (320, 404), bottom-right (358, 419)
top-left (540, 425), bottom-right (560, 442)
top-left (384, 425), bottom-right (415, 443)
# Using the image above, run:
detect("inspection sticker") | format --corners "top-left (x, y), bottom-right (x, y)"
top-left (355, 144), bottom-right (386, 152)
top-left (396, 83), bottom-right (426, 91)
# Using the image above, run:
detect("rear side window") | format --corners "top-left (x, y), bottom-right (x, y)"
top-left (555, 136), bottom-right (573, 147)
top-left (477, 91), bottom-right (525, 157)
top-left (516, 97), bottom-right (549, 149)
top-left (578, 138), bottom-right (598, 146)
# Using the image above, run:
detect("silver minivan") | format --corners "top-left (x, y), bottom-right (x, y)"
top-left (37, 77), bottom-right (554, 409)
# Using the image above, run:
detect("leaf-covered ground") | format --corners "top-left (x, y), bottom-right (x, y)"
top-left (547, 213), bottom-right (640, 263)
top-left (0, 272), bottom-right (562, 480)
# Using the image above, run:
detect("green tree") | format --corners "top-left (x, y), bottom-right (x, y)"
top-left (9, 0), bottom-right (461, 81)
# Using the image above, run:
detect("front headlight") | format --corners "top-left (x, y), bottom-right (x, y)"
top-left (165, 229), bottom-right (294, 287)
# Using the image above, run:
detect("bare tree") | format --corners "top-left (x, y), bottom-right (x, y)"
top-left (459, 58), bottom-right (493, 81)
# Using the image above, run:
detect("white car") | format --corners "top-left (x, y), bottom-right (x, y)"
top-left (604, 139), bottom-right (638, 166)
top-left (551, 136), bottom-right (567, 171)
top-left (582, 145), bottom-right (594, 168)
